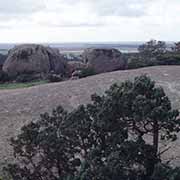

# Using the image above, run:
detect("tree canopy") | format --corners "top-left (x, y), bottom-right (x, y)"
top-left (138, 40), bottom-right (167, 57)
top-left (4, 75), bottom-right (180, 180)
top-left (172, 42), bottom-right (180, 53)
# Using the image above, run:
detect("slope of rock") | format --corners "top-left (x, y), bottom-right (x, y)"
top-left (1, 66), bottom-right (180, 166)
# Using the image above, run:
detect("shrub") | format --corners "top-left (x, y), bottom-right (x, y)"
top-left (156, 53), bottom-right (180, 65)
top-left (152, 163), bottom-right (180, 180)
top-left (78, 67), bottom-right (96, 78)
top-left (138, 40), bottom-right (167, 57)
top-left (47, 73), bottom-right (63, 82)
top-left (15, 73), bottom-right (39, 83)
top-left (0, 54), bottom-right (7, 67)
top-left (0, 71), bottom-right (10, 83)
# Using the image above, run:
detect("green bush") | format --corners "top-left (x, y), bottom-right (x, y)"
top-left (47, 73), bottom-right (63, 82)
top-left (78, 67), bottom-right (96, 78)
top-left (15, 73), bottom-right (39, 83)
top-left (156, 53), bottom-right (180, 65)
top-left (152, 163), bottom-right (180, 180)
top-left (0, 71), bottom-right (10, 83)
top-left (127, 52), bottom-right (180, 70)
top-left (126, 40), bottom-right (180, 70)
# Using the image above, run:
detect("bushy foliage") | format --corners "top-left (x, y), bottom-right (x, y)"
top-left (4, 75), bottom-right (180, 180)
top-left (127, 56), bottom-right (156, 69)
top-left (138, 40), bottom-right (167, 58)
top-left (157, 53), bottom-right (180, 65)
top-left (127, 40), bottom-right (180, 69)
top-left (0, 71), bottom-right (10, 83)
top-left (47, 73), bottom-right (63, 82)
top-left (0, 54), bottom-right (7, 67)
top-left (5, 106), bottom-right (81, 180)
top-left (151, 163), bottom-right (180, 180)
top-left (78, 67), bottom-right (96, 78)
top-left (15, 73), bottom-right (39, 83)
top-left (172, 42), bottom-right (180, 53)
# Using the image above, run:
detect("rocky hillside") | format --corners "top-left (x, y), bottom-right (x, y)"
top-left (1, 66), bottom-right (180, 166)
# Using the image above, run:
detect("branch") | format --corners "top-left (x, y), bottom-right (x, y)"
top-left (158, 146), bottom-right (171, 157)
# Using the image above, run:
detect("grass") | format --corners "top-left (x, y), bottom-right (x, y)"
top-left (0, 80), bottom-right (48, 90)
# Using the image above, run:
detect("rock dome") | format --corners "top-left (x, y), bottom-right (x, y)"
top-left (82, 48), bottom-right (127, 73)
top-left (3, 44), bottom-right (68, 76)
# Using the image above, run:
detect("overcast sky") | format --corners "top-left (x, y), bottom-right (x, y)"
top-left (0, 0), bottom-right (179, 43)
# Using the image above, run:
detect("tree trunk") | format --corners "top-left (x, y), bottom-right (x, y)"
top-left (153, 120), bottom-right (159, 156)
top-left (147, 119), bottom-right (159, 177)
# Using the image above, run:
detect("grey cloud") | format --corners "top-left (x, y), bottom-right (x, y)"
top-left (0, 0), bottom-right (152, 28)
top-left (0, 0), bottom-right (45, 14)
top-left (40, 22), bottom-right (105, 28)
top-left (94, 0), bottom-right (147, 17)
top-left (36, 0), bottom-right (150, 28)
top-left (61, 0), bottom-right (150, 17)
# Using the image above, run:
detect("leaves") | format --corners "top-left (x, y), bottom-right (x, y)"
top-left (5, 75), bottom-right (180, 180)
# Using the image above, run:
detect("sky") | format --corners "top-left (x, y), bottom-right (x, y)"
top-left (0, 0), bottom-right (179, 43)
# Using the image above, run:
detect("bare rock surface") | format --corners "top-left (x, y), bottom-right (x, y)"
top-left (1, 66), bottom-right (180, 165)
top-left (82, 48), bottom-right (127, 73)
top-left (3, 44), bottom-right (68, 76)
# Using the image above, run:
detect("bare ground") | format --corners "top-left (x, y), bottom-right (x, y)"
top-left (1, 65), bottom-right (180, 166)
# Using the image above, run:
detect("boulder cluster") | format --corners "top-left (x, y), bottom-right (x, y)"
top-left (82, 48), bottom-right (126, 73)
top-left (3, 44), bottom-right (67, 77)
top-left (1, 44), bottom-right (127, 81)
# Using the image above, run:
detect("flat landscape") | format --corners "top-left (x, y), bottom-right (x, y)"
top-left (0, 65), bottom-right (180, 166)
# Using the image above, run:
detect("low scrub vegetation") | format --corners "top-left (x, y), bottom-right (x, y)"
top-left (0, 71), bottom-right (10, 83)
top-left (15, 73), bottom-right (41, 83)
top-left (3, 75), bottom-right (180, 180)
top-left (78, 67), bottom-right (96, 78)
top-left (127, 40), bottom-right (180, 69)
top-left (47, 72), bottom-right (63, 82)
top-left (0, 80), bottom-right (48, 90)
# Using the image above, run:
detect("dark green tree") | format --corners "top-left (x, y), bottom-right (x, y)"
top-left (138, 40), bottom-right (167, 57)
top-left (76, 75), bottom-right (179, 178)
top-left (104, 75), bottom-right (180, 155)
top-left (4, 75), bottom-right (180, 180)
top-left (5, 106), bottom-right (81, 180)
top-left (172, 42), bottom-right (180, 53)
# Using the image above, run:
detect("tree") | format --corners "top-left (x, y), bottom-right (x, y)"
top-left (172, 42), bottom-right (180, 53)
top-left (5, 106), bottom-right (81, 180)
top-left (4, 75), bottom-right (180, 180)
top-left (78, 75), bottom-right (179, 177)
top-left (138, 40), bottom-right (167, 57)
top-left (103, 75), bottom-right (180, 156)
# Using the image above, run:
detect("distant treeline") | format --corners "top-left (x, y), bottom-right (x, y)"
top-left (125, 40), bottom-right (180, 69)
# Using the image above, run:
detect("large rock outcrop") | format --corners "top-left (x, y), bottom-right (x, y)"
top-left (3, 44), bottom-right (68, 76)
top-left (82, 48), bottom-right (127, 73)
